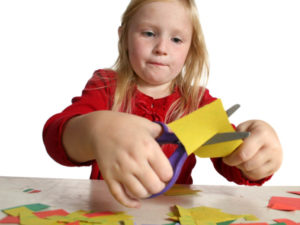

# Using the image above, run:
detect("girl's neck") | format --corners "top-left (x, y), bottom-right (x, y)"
top-left (137, 83), bottom-right (172, 99)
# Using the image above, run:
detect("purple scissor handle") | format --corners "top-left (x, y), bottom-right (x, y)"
top-left (149, 104), bottom-right (249, 198)
top-left (149, 121), bottom-right (188, 198)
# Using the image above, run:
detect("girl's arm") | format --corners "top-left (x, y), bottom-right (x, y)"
top-left (62, 110), bottom-right (173, 208)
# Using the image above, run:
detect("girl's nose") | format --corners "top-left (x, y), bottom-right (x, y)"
top-left (153, 38), bottom-right (168, 56)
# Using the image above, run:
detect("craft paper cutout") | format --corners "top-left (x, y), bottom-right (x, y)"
top-left (164, 184), bottom-right (201, 196)
top-left (0, 204), bottom-right (134, 225)
top-left (231, 223), bottom-right (268, 225)
top-left (288, 191), bottom-right (300, 195)
top-left (0, 215), bottom-right (20, 223)
top-left (34, 209), bottom-right (69, 218)
top-left (168, 205), bottom-right (258, 225)
top-left (274, 218), bottom-right (299, 225)
top-left (268, 196), bottom-right (300, 211)
top-left (168, 99), bottom-right (242, 157)
top-left (2, 206), bottom-right (33, 217)
top-left (23, 188), bottom-right (34, 192)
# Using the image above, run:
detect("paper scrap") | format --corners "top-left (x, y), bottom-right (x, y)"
top-left (168, 99), bottom-right (242, 157)
top-left (268, 196), bottom-right (300, 211)
top-left (1, 204), bottom-right (134, 225)
top-left (288, 191), bottom-right (300, 196)
top-left (2, 206), bottom-right (33, 217)
top-left (168, 205), bottom-right (258, 225)
top-left (0, 215), bottom-right (20, 223)
top-left (274, 218), bottom-right (299, 225)
top-left (23, 188), bottom-right (34, 192)
top-left (34, 209), bottom-right (69, 218)
top-left (164, 184), bottom-right (201, 196)
top-left (231, 223), bottom-right (268, 225)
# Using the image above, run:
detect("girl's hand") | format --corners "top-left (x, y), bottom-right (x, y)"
top-left (222, 120), bottom-right (283, 181)
top-left (85, 111), bottom-right (173, 208)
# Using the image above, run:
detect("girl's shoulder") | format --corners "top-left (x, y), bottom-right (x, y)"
top-left (199, 88), bottom-right (218, 108)
top-left (84, 69), bottom-right (117, 90)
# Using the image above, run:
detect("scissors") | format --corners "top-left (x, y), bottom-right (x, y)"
top-left (150, 104), bottom-right (250, 198)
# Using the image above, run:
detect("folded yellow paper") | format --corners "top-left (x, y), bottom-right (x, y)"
top-left (168, 99), bottom-right (242, 157)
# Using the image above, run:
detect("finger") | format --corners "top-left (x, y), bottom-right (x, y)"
top-left (239, 160), bottom-right (274, 181)
top-left (148, 143), bottom-right (173, 183)
top-left (134, 161), bottom-right (166, 195)
top-left (120, 173), bottom-right (151, 199)
top-left (237, 147), bottom-right (269, 172)
top-left (106, 180), bottom-right (141, 208)
top-left (223, 135), bottom-right (263, 167)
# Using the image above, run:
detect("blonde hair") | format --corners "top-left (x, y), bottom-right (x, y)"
top-left (112, 0), bottom-right (209, 122)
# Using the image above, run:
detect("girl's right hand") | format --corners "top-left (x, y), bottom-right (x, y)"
top-left (63, 111), bottom-right (173, 208)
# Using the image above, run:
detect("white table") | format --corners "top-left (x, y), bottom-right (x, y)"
top-left (0, 176), bottom-right (299, 224)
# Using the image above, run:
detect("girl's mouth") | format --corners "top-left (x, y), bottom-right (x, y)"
top-left (148, 61), bottom-right (167, 66)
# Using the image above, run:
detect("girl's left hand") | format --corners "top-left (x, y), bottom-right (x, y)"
top-left (222, 120), bottom-right (283, 181)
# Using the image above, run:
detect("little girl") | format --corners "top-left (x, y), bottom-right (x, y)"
top-left (43, 0), bottom-right (283, 208)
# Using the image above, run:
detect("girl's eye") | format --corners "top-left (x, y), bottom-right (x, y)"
top-left (142, 31), bottom-right (155, 37)
top-left (172, 37), bottom-right (182, 44)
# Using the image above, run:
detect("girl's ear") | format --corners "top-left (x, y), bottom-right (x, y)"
top-left (118, 26), bottom-right (123, 39)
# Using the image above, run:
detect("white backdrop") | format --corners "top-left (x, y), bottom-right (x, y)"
top-left (0, 1), bottom-right (299, 185)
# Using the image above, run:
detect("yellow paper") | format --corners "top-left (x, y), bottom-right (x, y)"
top-left (3, 206), bottom-right (33, 217)
top-left (164, 184), bottom-right (201, 196)
top-left (20, 211), bottom-right (60, 225)
top-left (171, 205), bottom-right (258, 224)
top-left (168, 99), bottom-right (242, 157)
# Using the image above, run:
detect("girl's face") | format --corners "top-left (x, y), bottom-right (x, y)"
top-left (127, 1), bottom-right (193, 96)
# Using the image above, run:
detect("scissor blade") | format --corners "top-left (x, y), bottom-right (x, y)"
top-left (226, 104), bottom-right (240, 117)
top-left (203, 131), bottom-right (250, 146)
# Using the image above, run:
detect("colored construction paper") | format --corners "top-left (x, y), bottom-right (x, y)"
top-left (217, 220), bottom-right (235, 225)
top-left (3, 206), bottom-right (33, 217)
top-left (19, 210), bottom-right (60, 225)
top-left (164, 184), bottom-right (201, 196)
top-left (25, 203), bottom-right (50, 211)
top-left (288, 191), bottom-right (300, 195)
top-left (268, 196), bottom-right (300, 211)
top-left (274, 218), bottom-right (299, 225)
top-left (84, 211), bottom-right (114, 217)
top-left (1, 203), bottom-right (134, 225)
top-left (231, 223), bottom-right (268, 225)
top-left (23, 188), bottom-right (34, 192)
top-left (170, 205), bottom-right (258, 225)
top-left (168, 99), bottom-right (242, 157)
top-left (0, 215), bottom-right (20, 223)
top-left (29, 190), bottom-right (41, 193)
top-left (66, 222), bottom-right (80, 225)
top-left (34, 209), bottom-right (69, 218)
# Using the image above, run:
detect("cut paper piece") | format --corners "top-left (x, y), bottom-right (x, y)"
top-left (164, 184), bottom-right (201, 196)
top-left (0, 215), bottom-right (20, 223)
top-left (84, 211), bottom-right (114, 217)
top-left (19, 210), bottom-right (61, 225)
top-left (288, 191), bottom-right (300, 195)
top-left (34, 209), bottom-right (69, 218)
top-left (66, 222), bottom-right (80, 225)
top-left (23, 188), bottom-right (34, 192)
top-left (2, 206), bottom-right (33, 217)
top-left (168, 99), bottom-right (243, 157)
top-left (268, 196), bottom-right (300, 211)
top-left (1, 204), bottom-right (134, 225)
top-left (274, 218), bottom-right (299, 225)
top-left (28, 190), bottom-right (41, 193)
top-left (217, 220), bottom-right (235, 225)
top-left (46, 210), bottom-right (133, 224)
top-left (231, 223), bottom-right (268, 225)
top-left (168, 205), bottom-right (258, 225)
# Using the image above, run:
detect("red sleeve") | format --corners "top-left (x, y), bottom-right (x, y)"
top-left (199, 89), bottom-right (272, 186)
top-left (42, 69), bottom-right (116, 167)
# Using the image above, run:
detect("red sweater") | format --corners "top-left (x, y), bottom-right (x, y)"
top-left (43, 69), bottom-right (270, 185)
